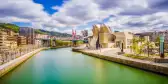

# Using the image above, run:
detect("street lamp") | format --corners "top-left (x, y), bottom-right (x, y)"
top-left (160, 33), bottom-right (165, 58)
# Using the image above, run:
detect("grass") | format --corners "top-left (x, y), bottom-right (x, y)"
top-left (164, 53), bottom-right (168, 57)
top-left (124, 54), bottom-right (149, 60)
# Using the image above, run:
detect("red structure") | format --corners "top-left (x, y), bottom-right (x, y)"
top-left (72, 29), bottom-right (76, 40)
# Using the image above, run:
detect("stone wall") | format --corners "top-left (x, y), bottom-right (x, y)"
top-left (0, 48), bottom-right (47, 77)
top-left (72, 48), bottom-right (168, 76)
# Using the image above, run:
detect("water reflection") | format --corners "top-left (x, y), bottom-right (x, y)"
top-left (0, 48), bottom-right (168, 84)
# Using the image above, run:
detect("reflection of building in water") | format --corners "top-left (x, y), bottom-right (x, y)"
top-left (87, 24), bottom-right (133, 49)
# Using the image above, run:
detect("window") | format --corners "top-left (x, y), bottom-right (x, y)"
top-left (127, 39), bottom-right (131, 45)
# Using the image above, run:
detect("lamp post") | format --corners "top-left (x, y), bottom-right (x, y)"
top-left (160, 33), bottom-right (165, 58)
top-left (121, 42), bottom-right (124, 52)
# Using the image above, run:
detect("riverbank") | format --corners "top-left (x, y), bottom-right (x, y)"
top-left (0, 47), bottom-right (48, 77)
top-left (72, 48), bottom-right (168, 76)
top-left (1, 48), bottom-right (168, 84)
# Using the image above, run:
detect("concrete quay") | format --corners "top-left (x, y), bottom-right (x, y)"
top-left (0, 47), bottom-right (48, 77)
top-left (72, 48), bottom-right (168, 76)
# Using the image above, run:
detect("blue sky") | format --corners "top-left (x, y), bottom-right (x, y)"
top-left (1, 0), bottom-right (168, 34)
top-left (33, 0), bottom-right (64, 14)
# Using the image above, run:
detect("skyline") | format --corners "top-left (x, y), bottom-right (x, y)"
top-left (0, 0), bottom-right (168, 34)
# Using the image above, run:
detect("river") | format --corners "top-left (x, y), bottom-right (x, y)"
top-left (0, 48), bottom-right (168, 84)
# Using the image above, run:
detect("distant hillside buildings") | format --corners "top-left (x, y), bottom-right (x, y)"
top-left (135, 30), bottom-right (168, 42)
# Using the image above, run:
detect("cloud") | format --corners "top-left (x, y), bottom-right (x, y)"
top-left (0, 16), bottom-right (31, 23)
top-left (1, 0), bottom-right (168, 34)
top-left (0, 0), bottom-right (51, 30)
top-left (148, 0), bottom-right (168, 10)
top-left (105, 12), bottom-right (168, 33)
top-left (51, 0), bottom-right (99, 26)
top-left (0, 0), bottom-right (49, 20)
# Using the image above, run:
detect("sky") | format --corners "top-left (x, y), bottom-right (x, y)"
top-left (1, 0), bottom-right (168, 34)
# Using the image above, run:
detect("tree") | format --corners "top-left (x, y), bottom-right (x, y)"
top-left (139, 37), bottom-right (145, 55)
top-left (155, 36), bottom-right (160, 47)
top-left (131, 37), bottom-right (140, 55)
top-left (155, 36), bottom-right (160, 42)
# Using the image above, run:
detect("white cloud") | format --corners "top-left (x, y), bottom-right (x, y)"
top-left (105, 11), bottom-right (168, 33)
top-left (0, 16), bottom-right (30, 23)
top-left (1, 0), bottom-right (168, 33)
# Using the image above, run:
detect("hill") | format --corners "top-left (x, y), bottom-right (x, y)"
top-left (35, 29), bottom-right (72, 37)
top-left (0, 23), bottom-right (19, 33)
top-left (0, 23), bottom-right (72, 37)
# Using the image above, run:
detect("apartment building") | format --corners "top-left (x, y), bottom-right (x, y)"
top-left (17, 36), bottom-right (27, 46)
top-left (6, 30), bottom-right (18, 49)
top-left (135, 30), bottom-right (168, 42)
top-left (0, 29), bottom-right (19, 50)
top-left (0, 30), bottom-right (8, 50)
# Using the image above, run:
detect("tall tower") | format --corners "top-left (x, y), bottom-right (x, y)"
top-left (19, 27), bottom-right (35, 44)
top-left (72, 29), bottom-right (76, 40)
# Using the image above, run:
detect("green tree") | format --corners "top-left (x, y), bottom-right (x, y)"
top-left (155, 36), bottom-right (160, 47)
top-left (131, 37), bottom-right (140, 55)
top-left (155, 36), bottom-right (160, 42)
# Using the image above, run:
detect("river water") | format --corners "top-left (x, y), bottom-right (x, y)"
top-left (0, 48), bottom-right (168, 84)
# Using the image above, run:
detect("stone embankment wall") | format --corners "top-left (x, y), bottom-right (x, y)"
top-left (0, 48), bottom-right (47, 77)
top-left (72, 48), bottom-right (168, 76)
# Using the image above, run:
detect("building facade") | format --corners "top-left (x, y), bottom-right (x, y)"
top-left (17, 36), bottom-right (27, 46)
top-left (35, 34), bottom-right (49, 39)
top-left (19, 27), bottom-right (35, 44)
top-left (0, 30), bottom-right (8, 50)
top-left (114, 32), bottom-right (133, 49)
top-left (88, 24), bottom-right (116, 49)
top-left (6, 30), bottom-right (18, 49)
top-left (0, 30), bottom-right (18, 49)
top-left (87, 24), bottom-right (133, 49)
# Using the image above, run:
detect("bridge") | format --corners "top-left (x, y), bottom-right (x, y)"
top-left (35, 38), bottom-right (82, 47)
top-left (35, 38), bottom-right (57, 47)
